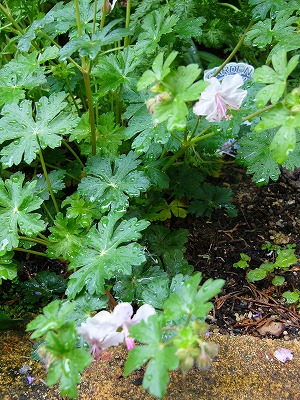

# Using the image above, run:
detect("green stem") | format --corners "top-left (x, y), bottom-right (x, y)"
top-left (38, 158), bottom-right (81, 182)
top-left (161, 125), bottom-right (216, 172)
top-left (0, 4), bottom-right (24, 34)
top-left (65, 77), bottom-right (81, 114)
top-left (38, 232), bottom-right (49, 241)
top-left (242, 103), bottom-right (276, 122)
top-left (37, 30), bottom-right (83, 72)
top-left (190, 125), bottom-right (212, 143)
top-left (192, 130), bottom-right (216, 145)
top-left (124, 0), bottom-right (132, 47)
top-left (218, 2), bottom-right (240, 12)
top-left (162, 145), bottom-right (189, 172)
top-left (74, 0), bottom-right (83, 36)
top-left (18, 236), bottom-right (48, 246)
top-left (170, 131), bottom-right (184, 144)
top-left (82, 68), bottom-right (97, 156)
top-left (212, 19), bottom-right (254, 77)
top-left (100, 0), bottom-right (108, 29)
top-left (92, 0), bottom-right (97, 34)
top-left (62, 140), bottom-right (85, 168)
top-left (189, 117), bottom-right (201, 140)
top-left (39, 149), bottom-right (59, 213)
top-left (42, 203), bottom-right (55, 223)
top-left (13, 248), bottom-right (49, 258)
top-left (101, 46), bottom-right (125, 56)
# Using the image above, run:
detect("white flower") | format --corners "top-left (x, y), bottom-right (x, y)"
top-left (77, 303), bottom-right (156, 358)
top-left (274, 348), bottom-right (293, 363)
top-left (193, 74), bottom-right (247, 122)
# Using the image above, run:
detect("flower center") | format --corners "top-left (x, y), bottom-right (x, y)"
top-left (215, 93), bottom-right (228, 119)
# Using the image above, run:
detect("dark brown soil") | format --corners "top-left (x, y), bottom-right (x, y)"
top-left (173, 164), bottom-right (300, 340)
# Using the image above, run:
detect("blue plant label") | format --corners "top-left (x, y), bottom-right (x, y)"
top-left (204, 62), bottom-right (254, 82)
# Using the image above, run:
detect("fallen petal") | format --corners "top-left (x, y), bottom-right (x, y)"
top-left (274, 348), bottom-right (293, 363)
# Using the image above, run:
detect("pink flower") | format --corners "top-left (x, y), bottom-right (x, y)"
top-left (274, 348), bottom-right (293, 363)
top-left (77, 303), bottom-right (155, 358)
top-left (193, 74), bottom-right (247, 122)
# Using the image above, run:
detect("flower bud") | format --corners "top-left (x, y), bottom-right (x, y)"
top-left (196, 346), bottom-right (212, 371)
top-left (101, 1), bottom-right (111, 13)
top-left (204, 342), bottom-right (219, 357)
top-left (179, 355), bottom-right (194, 375)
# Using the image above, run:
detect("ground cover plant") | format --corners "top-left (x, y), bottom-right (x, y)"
top-left (0, 0), bottom-right (299, 398)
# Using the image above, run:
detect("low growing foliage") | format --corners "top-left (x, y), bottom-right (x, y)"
top-left (0, 0), bottom-right (300, 397)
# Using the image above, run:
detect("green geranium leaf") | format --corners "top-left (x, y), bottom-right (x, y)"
top-left (47, 213), bottom-right (87, 260)
top-left (78, 152), bottom-right (150, 212)
top-left (92, 47), bottom-right (142, 96)
top-left (188, 183), bottom-right (236, 218)
top-left (253, 50), bottom-right (299, 107)
top-left (144, 225), bottom-right (189, 259)
top-left (0, 52), bottom-right (46, 106)
top-left (125, 109), bottom-right (170, 154)
top-left (163, 273), bottom-right (224, 321)
top-left (34, 170), bottom-right (66, 200)
top-left (21, 271), bottom-right (67, 304)
top-left (269, 126), bottom-right (296, 164)
top-left (124, 314), bottom-right (179, 398)
top-left (26, 300), bottom-right (76, 338)
top-left (59, 20), bottom-right (128, 60)
top-left (67, 293), bottom-right (108, 325)
top-left (0, 251), bottom-right (19, 284)
top-left (0, 92), bottom-right (79, 167)
top-left (62, 193), bottom-right (101, 228)
top-left (70, 112), bottom-right (126, 158)
top-left (237, 130), bottom-right (281, 185)
top-left (138, 51), bottom-right (178, 91)
top-left (0, 173), bottom-right (44, 250)
top-left (114, 265), bottom-right (169, 307)
top-left (66, 212), bottom-right (150, 298)
top-left (46, 323), bottom-right (92, 398)
top-left (135, 8), bottom-right (178, 54)
top-left (152, 66), bottom-right (208, 131)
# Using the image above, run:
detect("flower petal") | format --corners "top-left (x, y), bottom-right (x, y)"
top-left (112, 303), bottom-right (133, 326)
top-left (274, 348), bottom-right (293, 363)
top-left (129, 304), bottom-right (156, 325)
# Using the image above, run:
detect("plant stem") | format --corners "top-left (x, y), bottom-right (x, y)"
top-left (101, 46), bottom-right (125, 56)
top-left (37, 30), bottom-right (83, 72)
top-left (218, 2), bottom-right (240, 12)
top-left (74, 0), bottom-right (97, 156)
top-left (39, 149), bottom-right (59, 213)
top-left (124, 0), bottom-right (132, 47)
top-left (13, 247), bottom-right (49, 258)
top-left (92, 0), bottom-right (97, 34)
top-left (42, 203), bottom-right (55, 223)
top-left (0, 4), bottom-right (24, 34)
top-left (191, 129), bottom-right (216, 145)
top-left (65, 77), bottom-right (81, 114)
top-left (100, 0), bottom-right (107, 29)
top-left (242, 103), bottom-right (276, 122)
top-left (62, 140), bottom-right (85, 168)
top-left (18, 236), bottom-right (48, 246)
top-left (82, 68), bottom-right (97, 156)
top-left (162, 145), bottom-right (189, 172)
top-left (74, 0), bottom-right (83, 35)
top-left (212, 19), bottom-right (254, 77)
top-left (161, 125), bottom-right (216, 172)
top-left (38, 232), bottom-right (49, 241)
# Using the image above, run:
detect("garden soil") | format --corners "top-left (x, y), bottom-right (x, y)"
top-left (0, 164), bottom-right (299, 399)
